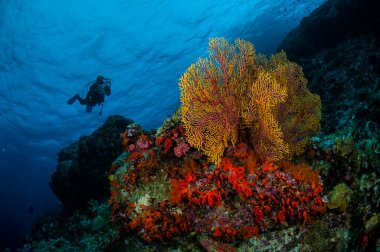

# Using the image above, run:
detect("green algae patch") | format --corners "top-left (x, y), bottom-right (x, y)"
top-left (327, 183), bottom-right (352, 212)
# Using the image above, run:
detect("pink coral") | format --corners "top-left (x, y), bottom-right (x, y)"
top-left (129, 144), bottom-right (136, 152)
top-left (136, 137), bottom-right (149, 149)
top-left (174, 141), bottom-right (190, 157)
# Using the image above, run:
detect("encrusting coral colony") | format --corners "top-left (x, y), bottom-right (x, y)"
top-left (108, 38), bottom-right (325, 244)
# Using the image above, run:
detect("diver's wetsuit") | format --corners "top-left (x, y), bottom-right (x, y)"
top-left (67, 76), bottom-right (110, 113)
top-left (79, 83), bottom-right (105, 112)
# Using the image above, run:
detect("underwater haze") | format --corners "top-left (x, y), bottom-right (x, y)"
top-left (0, 0), bottom-right (326, 249)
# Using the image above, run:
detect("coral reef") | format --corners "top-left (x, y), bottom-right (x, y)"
top-left (180, 38), bottom-right (321, 163)
top-left (279, 1), bottom-right (380, 248)
top-left (21, 201), bottom-right (119, 251)
top-left (50, 115), bottom-right (133, 208)
top-left (108, 115), bottom-right (325, 247)
top-left (23, 1), bottom-right (380, 249)
top-left (101, 38), bottom-right (325, 247)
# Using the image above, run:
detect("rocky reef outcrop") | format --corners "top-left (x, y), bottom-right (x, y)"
top-left (279, 0), bottom-right (380, 249)
top-left (279, 0), bottom-right (380, 60)
top-left (50, 115), bottom-right (133, 208)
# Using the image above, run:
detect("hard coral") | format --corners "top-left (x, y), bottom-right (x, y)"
top-left (155, 124), bottom-right (190, 158)
top-left (166, 147), bottom-right (325, 240)
top-left (126, 203), bottom-right (190, 243)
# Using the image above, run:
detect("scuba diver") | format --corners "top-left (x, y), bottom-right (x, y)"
top-left (67, 75), bottom-right (112, 115)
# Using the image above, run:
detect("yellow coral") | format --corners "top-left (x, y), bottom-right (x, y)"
top-left (242, 71), bottom-right (289, 161)
top-left (327, 183), bottom-right (352, 212)
top-left (179, 38), bottom-right (255, 164)
top-left (179, 38), bottom-right (321, 163)
top-left (267, 55), bottom-right (322, 157)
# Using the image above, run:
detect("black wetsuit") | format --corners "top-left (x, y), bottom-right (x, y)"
top-left (78, 83), bottom-right (105, 112)
top-left (67, 81), bottom-right (106, 112)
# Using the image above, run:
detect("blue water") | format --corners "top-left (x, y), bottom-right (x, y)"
top-left (0, 0), bottom-right (326, 249)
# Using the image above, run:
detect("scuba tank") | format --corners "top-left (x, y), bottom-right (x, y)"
top-left (82, 78), bottom-right (112, 97)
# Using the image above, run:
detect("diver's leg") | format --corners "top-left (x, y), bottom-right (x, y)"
top-left (77, 97), bottom-right (86, 105)
top-left (67, 94), bottom-right (87, 105)
top-left (66, 93), bottom-right (80, 104)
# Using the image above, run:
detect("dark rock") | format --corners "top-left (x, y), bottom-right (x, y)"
top-left (296, 35), bottom-right (380, 134)
top-left (277, 0), bottom-right (380, 135)
top-left (278, 6), bottom-right (380, 249)
top-left (308, 36), bottom-right (379, 133)
top-left (50, 115), bottom-right (133, 209)
top-left (278, 0), bottom-right (380, 60)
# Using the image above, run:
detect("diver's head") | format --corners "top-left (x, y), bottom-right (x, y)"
top-left (104, 86), bottom-right (111, 96)
top-left (96, 75), bottom-right (105, 83)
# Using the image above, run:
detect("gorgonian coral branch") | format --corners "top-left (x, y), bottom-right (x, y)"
top-left (179, 38), bottom-right (321, 163)
top-left (179, 38), bottom-right (254, 164)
